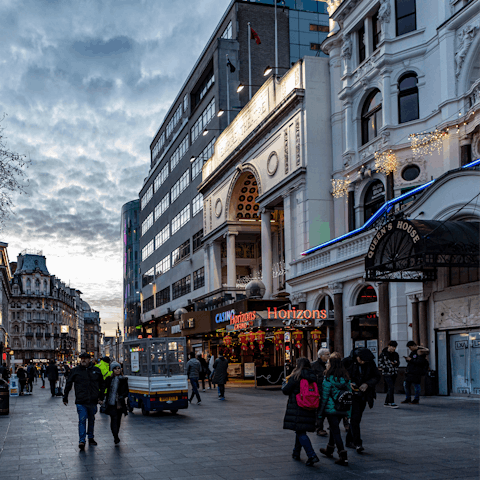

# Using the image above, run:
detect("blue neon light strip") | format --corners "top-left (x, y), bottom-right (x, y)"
top-left (462, 157), bottom-right (480, 169)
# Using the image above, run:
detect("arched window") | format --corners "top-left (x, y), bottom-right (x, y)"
top-left (26, 278), bottom-right (31, 289)
top-left (319, 295), bottom-right (334, 319)
top-left (356, 285), bottom-right (377, 305)
top-left (361, 90), bottom-right (383, 145)
top-left (14, 325), bottom-right (20, 333)
top-left (398, 72), bottom-right (419, 123)
top-left (364, 180), bottom-right (385, 222)
top-left (35, 279), bottom-right (40, 288)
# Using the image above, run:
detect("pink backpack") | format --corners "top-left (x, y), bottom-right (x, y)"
top-left (296, 379), bottom-right (320, 410)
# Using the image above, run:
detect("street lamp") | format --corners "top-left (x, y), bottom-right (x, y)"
top-left (217, 108), bottom-right (241, 117)
top-left (263, 65), bottom-right (292, 76)
top-left (237, 83), bottom-right (262, 93)
top-left (202, 128), bottom-right (222, 137)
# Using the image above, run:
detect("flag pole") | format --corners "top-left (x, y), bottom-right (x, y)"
top-left (248, 22), bottom-right (252, 100)
top-left (275, 1), bottom-right (278, 76)
top-left (226, 54), bottom-right (231, 124)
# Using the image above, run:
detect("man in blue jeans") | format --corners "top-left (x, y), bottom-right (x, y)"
top-left (186, 352), bottom-right (202, 405)
top-left (402, 341), bottom-right (429, 405)
top-left (63, 353), bottom-right (105, 450)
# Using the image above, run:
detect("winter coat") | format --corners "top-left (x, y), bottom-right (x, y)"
top-left (105, 375), bottom-right (129, 416)
top-left (311, 359), bottom-right (327, 394)
top-left (208, 356), bottom-right (215, 374)
top-left (343, 348), bottom-right (381, 408)
top-left (212, 357), bottom-right (229, 385)
top-left (0, 365), bottom-right (10, 382)
top-left (378, 348), bottom-right (400, 376)
top-left (46, 364), bottom-right (59, 382)
top-left (282, 369), bottom-right (318, 432)
top-left (199, 358), bottom-right (209, 380)
top-left (16, 367), bottom-right (26, 380)
top-left (186, 358), bottom-right (202, 379)
top-left (405, 351), bottom-right (429, 383)
top-left (63, 362), bottom-right (105, 405)
top-left (319, 375), bottom-right (352, 418)
top-left (27, 365), bottom-right (36, 380)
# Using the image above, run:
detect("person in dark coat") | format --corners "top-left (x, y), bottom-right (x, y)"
top-left (26, 363), bottom-right (36, 394)
top-left (212, 351), bottom-right (229, 400)
top-left (343, 347), bottom-right (381, 453)
top-left (379, 340), bottom-right (400, 407)
top-left (0, 363), bottom-right (10, 383)
top-left (46, 359), bottom-right (59, 397)
top-left (197, 354), bottom-right (210, 391)
top-left (311, 348), bottom-right (330, 436)
top-left (105, 362), bottom-right (128, 444)
top-left (282, 357), bottom-right (320, 467)
top-left (402, 341), bottom-right (429, 404)
top-left (63, 353), bottom-right (105, 450)
top-left (16, 365), bottom-right (26, 395)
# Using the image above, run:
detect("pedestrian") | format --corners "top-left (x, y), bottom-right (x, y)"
top-left (26, 363), bottom-right (36, 394)
top-left (41, 364), bottom-right (46, 388)
top-left (0, 362), bottom-right (10, 383)
top-left (379, 340), bottom-right (400, 408)
top-left (282, 357), bottom-right (320, 467)
top-left (311, 347), bottom-right (330, 436)
top-left (186, 352), bottom-right (202, 405)
top-left (105, 361), bottom-right (129, 445)
top-left (212, 351), bottom-right (228, 400)
top-left (17, 365), bottom-right (26, 395)
top-left (318, 355), bottom-right (352, 466)
top-left (402, 341), bottom-right (429, 405)
top-left (96, 356), bottom-right (112, 383)
top-left (197, 354), bottom-right (209, 392)
top-left (63, 353), bottom-right (105, 450)
top-left (46, 359), bottom-right (59, 397)
top-left (64, 363), bottom-right (71, 380)
top-left (208, 354), bottom-right (215, 388)
top-left (343, 347), bottom-right (381, 453)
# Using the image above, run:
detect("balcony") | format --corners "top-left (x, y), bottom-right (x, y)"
top-left (35, 332), bottom-right (43, 338)
top-left (45, 333), bottom-right (51, 338)
top-left (26, 332), bottom-right (34, 337)
top-left (193, 287), bottom-right (247, 311)
top-left (54, 333), bottom-right (60, 339)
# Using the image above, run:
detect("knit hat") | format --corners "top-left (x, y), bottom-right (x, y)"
top-left (110, 361), bottom-right (121, 371)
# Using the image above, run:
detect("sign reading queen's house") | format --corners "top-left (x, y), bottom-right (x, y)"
top-left (203, 63), bottom-right (302, 181)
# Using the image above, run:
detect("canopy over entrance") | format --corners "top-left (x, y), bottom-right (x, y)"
top-left (365, 219), bottom-right (479, 282)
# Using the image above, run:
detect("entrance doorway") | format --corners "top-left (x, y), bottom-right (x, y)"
top-left (449, 332), bottom-right (480, 396)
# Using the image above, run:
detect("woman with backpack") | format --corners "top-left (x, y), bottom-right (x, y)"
top-left (282, 357), bottom-right (320, 467)
top-left (318, 355), bottom-right (352, 466)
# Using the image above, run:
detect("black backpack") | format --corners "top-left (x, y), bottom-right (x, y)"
top-left (333, 382), bottom-right (353, 411)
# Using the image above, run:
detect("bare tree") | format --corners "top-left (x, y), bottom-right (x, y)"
top-left (0, 114), bottom-right (29, 228)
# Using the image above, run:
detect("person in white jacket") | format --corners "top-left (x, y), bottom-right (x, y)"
top-left (208, 355), bottom-right (215, 388)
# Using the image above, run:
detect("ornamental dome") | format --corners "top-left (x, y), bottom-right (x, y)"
top-left (174, 307), bottom-right (188, 321)
top-left (245, 280), bottom-right (266, 299)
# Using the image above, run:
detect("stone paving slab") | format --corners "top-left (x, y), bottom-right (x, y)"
top-left (0, 381), bottom-right (478, 479)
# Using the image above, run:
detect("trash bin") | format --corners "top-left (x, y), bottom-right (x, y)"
top-left (0, 379), bottom-right (9, 415)
top-left (425, 370), bottom-right (438, 396)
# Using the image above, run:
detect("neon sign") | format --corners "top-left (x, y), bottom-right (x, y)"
top-left (267, 308), bottom-right (327, 320)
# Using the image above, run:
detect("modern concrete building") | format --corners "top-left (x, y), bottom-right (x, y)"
top-left (139, 0), bottom-right (331, 332)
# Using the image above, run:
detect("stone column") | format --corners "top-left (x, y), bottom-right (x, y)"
top-left (225, 231), bottom-right (237, 287)
top-left (378, 282), bottom-right (390, 353)
top-left (348, 184), bottom-right (355, 232)
top-left (418, 295), bottom-right (429, 348)
top-left (204, 245), bottom-right (211, 292)
top-left (344, 102), bottom-right (353, 152)
top-left (410, 295), bottom-right (419, 345)
top-left (381, 68), bottom-right (392, 128)
top-left (329, 282), bottom-right (344, 357)
top-left (211, 242), bottom-right (222, 290)
top-left (364, 16), bottom-right (372, 57)
top-left (261, 209), bottom-right (273, 299)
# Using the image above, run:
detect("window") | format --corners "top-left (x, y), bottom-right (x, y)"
top-left (154, 194), bottom-right (169, 221)
top-left (221, 21), bottom-right (232, 39)
top-left (191, 98), bottom-right (216, 143)
top-left (372, 10), bottom-right (381, 50)
top-left (192, 193), bottom-right (203, 217)
top-left (27, 340), bottom-right (32, 348)
top-left (358, 25), bottom-right (366, 63)
top-left (37, 341), bottom-right (42, 348)
top-left (155, 225), bottom-right (170, 249)
top-left (398, 72), bottom-right (419, 123)
top-left (183, 93), bottom-right (189, 114)
top-left (361, 90), bottom-right (383, 145)
top-left (141, 212), bottom-right (154, 236)
top-left (141, 184), bottom-right (153, 210)
top-left (154, 164), bottom-right (169, 192)
top-left (356, 285), bottom-right (377, 304)
top-left (166, 104), bottom-right (183, 138)
top-left (143, 296), bottom-right (154, 313)
top-left (155, 255), bottom-right (171, 278)
top-left (156, 286), bottom-right (170, 306)
top-left (171, 205), bottom-right (191, 235)
top-left (152, 132), bottom-right (165, 161)
top-left (171, 170), bottom-right (190, 203)
top-left (141, 240), bottom-right (154, 261)
top-left (193, 229), bottom-right (203, 252)
top-left (310, 24), bottom-right (329, 32)
top-left (172, 275), bottom-right (191, 300)
top-left (310, 43), bottom-right (322, 51)
top-left (401, 164), bottom-right (420, 181)
top-left (192, 138), bottom-right (215, 180)
top-left (193, 267), bottom-right (205, 290)
top-left (172, 239), bottom-right (190, 266)
top-left (364, 180), bottom-right (385, 222)
top-left (395, 0), bottom-right (416, 36)
top-left (170, 135), bottom-right (189, 171)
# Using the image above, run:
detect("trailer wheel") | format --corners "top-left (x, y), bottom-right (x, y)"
top-left (141, 403), bottom-right (149, 416)
top-left (170, 409), bottom-right (178, 415)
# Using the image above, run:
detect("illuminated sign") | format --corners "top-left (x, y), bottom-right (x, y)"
top-left (61, 325), bottom-right (69, 334)
top-left (171, 325), bottom-right (181, 334)
top-left (267, 308), bottom-right (327, 320)
top-left (215, 309), bottom-right (236, 324)
top-left (230, 311), bottom-right (256, 331)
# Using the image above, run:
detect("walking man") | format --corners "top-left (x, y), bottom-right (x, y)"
top-left (186, 352), bottom-right (202, 405)
top-left (343, 347), bottom-right (381, 454)
top-left (379, 340), bottom-right (400, 408)
top-left (63, 353), bottom-right (105, 450)
top-left (26, 363), bottom-right (36, 394)
top-left (17, 365), bottom-right (26, 395)
top-left (311, 348), bottom-right (330, 436)
top-left (212, 350), bottom-right (229, 400)
top-left (46, 359), bottom-right (59, 397)
top-left (402, 341), bottom-right (429, 404)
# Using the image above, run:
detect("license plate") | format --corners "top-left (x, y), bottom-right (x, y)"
top-left (163, 396), bottom-right (178, 402)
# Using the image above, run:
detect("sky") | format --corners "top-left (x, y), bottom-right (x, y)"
top-left (0, 0), bottom-right (232, 336)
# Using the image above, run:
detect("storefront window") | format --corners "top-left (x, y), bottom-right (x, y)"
top-left (356, 285), bottom-right (377, 304)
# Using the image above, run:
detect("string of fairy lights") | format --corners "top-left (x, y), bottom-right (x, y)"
top-left (331, 103), bottom-right (477, 199)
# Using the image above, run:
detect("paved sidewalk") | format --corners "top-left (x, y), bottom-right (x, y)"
top-left (0, 381), bottom-right (478, 480)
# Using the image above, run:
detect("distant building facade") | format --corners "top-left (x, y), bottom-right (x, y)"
top-left (0, 242), bottom-right (12, 367)
top-left (84, 305), bottom-right (101, 360)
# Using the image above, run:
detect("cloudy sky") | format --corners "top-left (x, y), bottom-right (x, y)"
top-left (0, 0), bottom-right (231, 335)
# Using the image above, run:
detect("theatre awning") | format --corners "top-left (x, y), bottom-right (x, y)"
top-left (365, 219), bottom-right (479, 281)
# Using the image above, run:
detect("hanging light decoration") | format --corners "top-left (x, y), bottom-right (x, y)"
top-left (310, 329), bottom-right (322, 342)
top-left (247, 331), bottom-right (256, 349)
top-left (238, 332), bottom-right (248, 351)
top-left (256, 330), bottom-right (266, 350)
top-left (331, 177), bottom-right (350, 199)
top-left (374, 150), bottom-right (398, 175)
top-left (409, 129), bottom-right (448, 158)
top-left (223, 335), bottom-right (232, 348)
top-left (274, 331), bottom-right (284, 351)
top-left (292, 330), bottom-right (303, 349)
